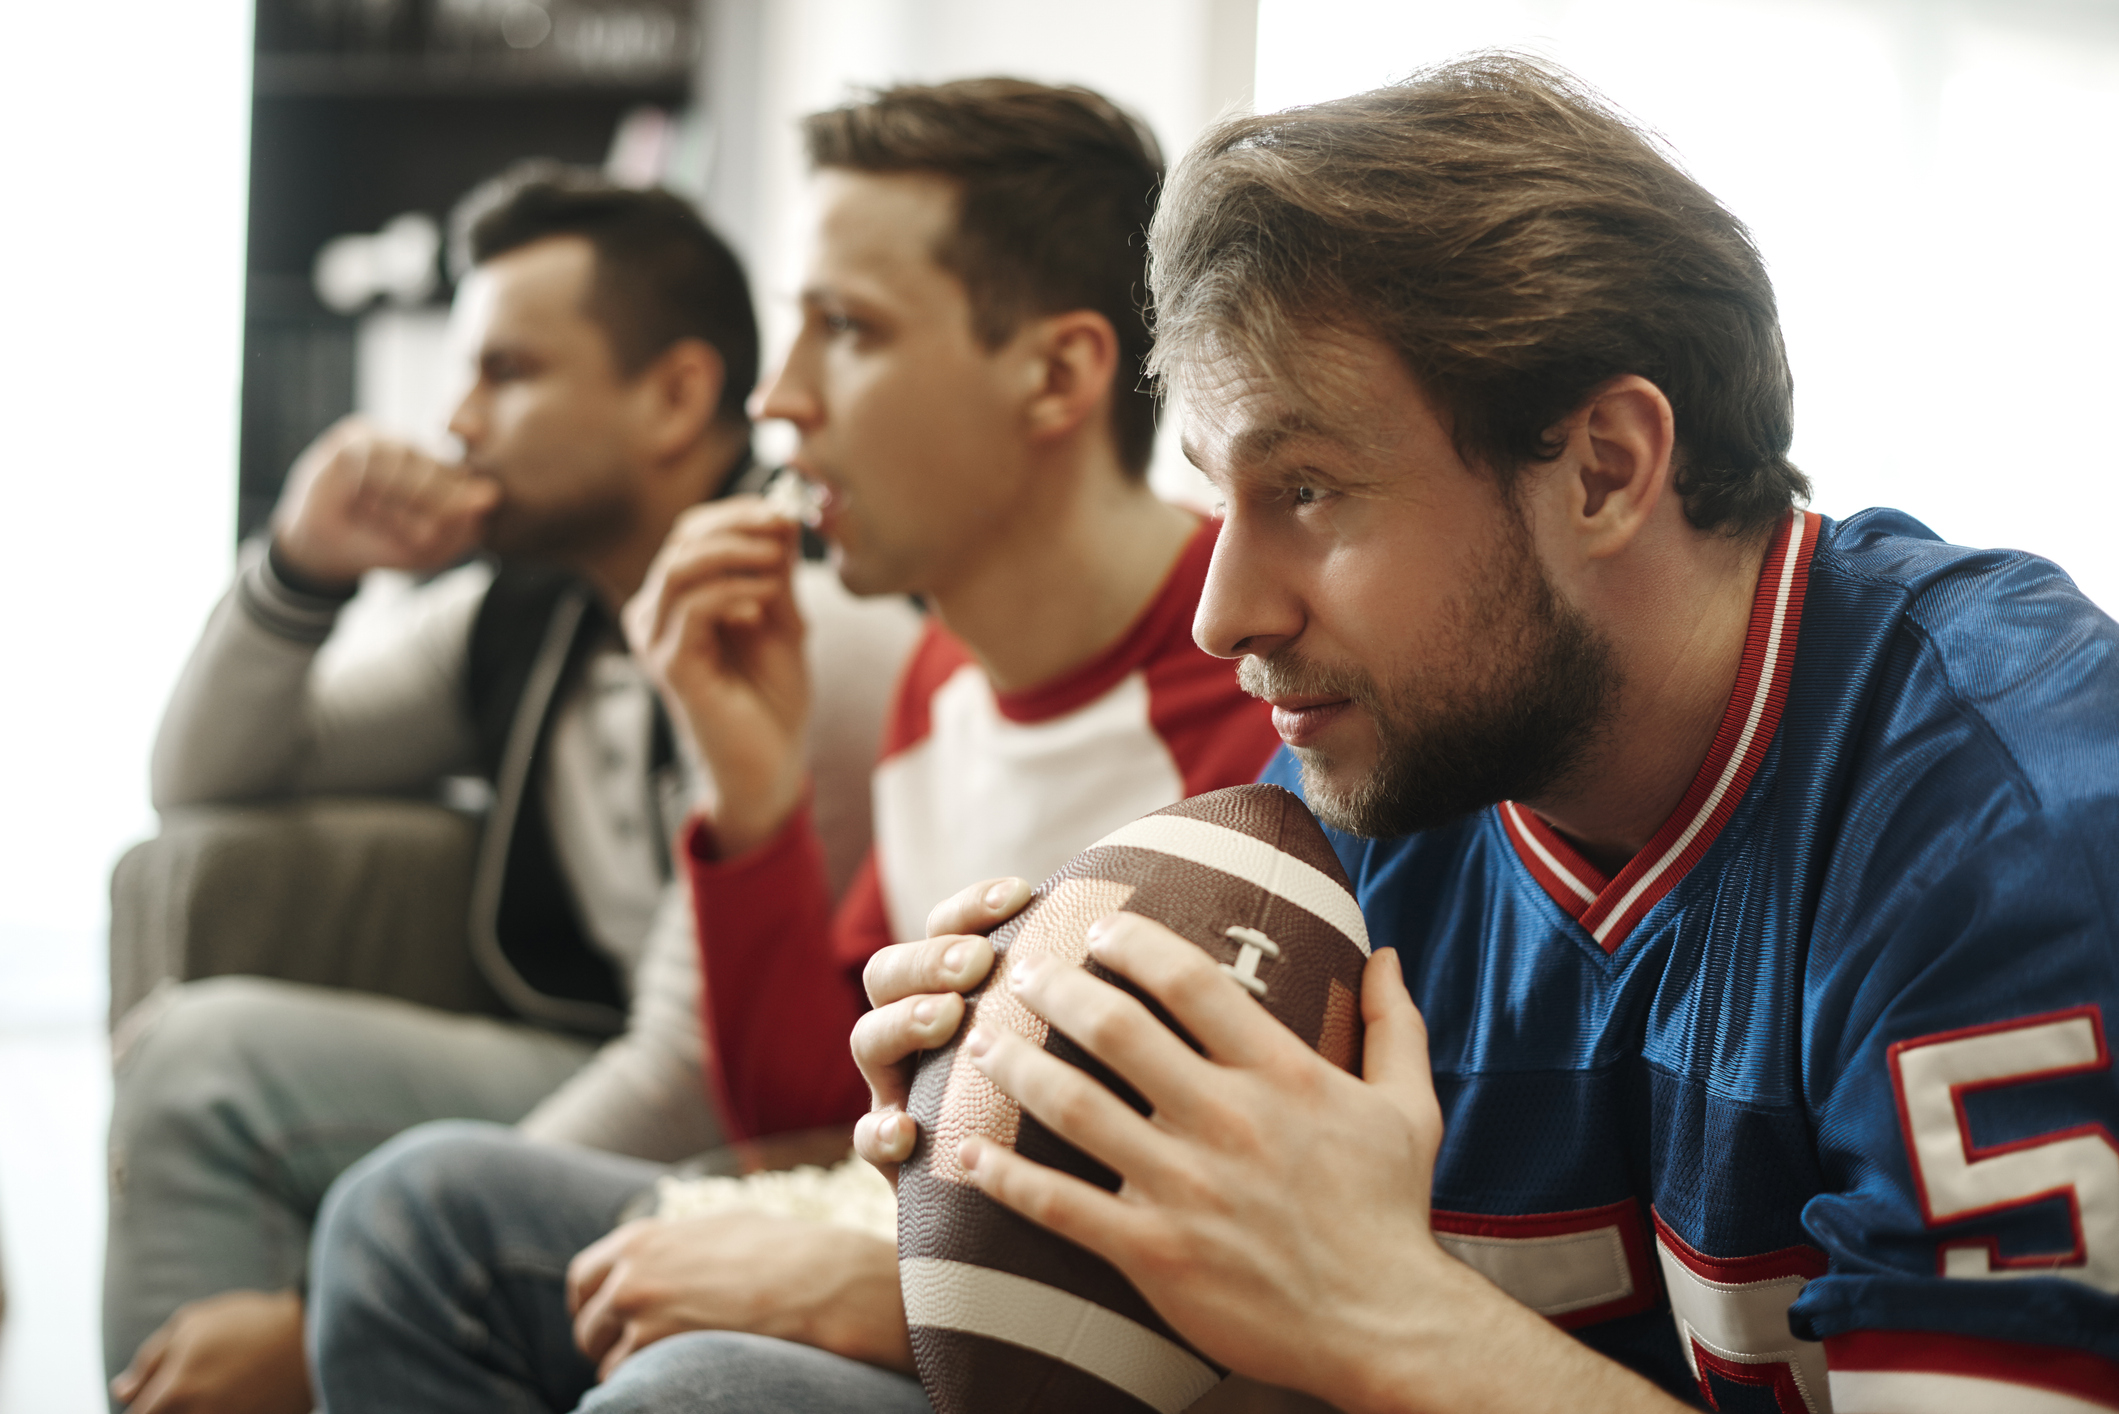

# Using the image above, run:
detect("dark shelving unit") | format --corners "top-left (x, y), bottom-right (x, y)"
top-left (238, 0), bottom-right (695, 539)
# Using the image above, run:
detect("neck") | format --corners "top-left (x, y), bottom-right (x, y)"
top-left (1526, 522), bottom-right (1772, 877)
top-left (576, 427), bottom-right (749, 611)
top-left (925, 444), bottom-right (1198, 693)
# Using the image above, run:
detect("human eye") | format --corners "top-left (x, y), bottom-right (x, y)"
top-left (818, 308), bottom-right (864, 339)
top-left (1282, 480), bottom-right (1338, 511)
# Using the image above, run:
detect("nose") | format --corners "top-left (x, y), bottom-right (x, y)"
top-left (447, 385), bottom-right (483, 450)
top-left (1193, 508), bottom-right (1303, 660)
top-left (753, 336), bottom-right (822, 429)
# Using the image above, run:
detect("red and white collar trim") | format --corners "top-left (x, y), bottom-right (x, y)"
top-left (1500, 509), bottom-right (1819, 954)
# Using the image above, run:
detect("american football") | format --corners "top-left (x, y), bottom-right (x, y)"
top-left (897, 783), bottom-right (1372, 1414)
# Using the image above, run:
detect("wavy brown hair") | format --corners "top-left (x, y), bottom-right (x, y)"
top-left (1148, 54), bottom-right (1808, 534)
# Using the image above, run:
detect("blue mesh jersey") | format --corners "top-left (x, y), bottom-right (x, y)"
top-left (1261, 508), bottom-right (2119, 1413)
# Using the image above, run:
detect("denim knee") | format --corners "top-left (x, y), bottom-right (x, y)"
top-left (108, 977), bottom-right (308, 1195)
top-left (313, 1119), bottom-right (519, 1273)
top-left (581, 1331), bottom-right (933, 1414)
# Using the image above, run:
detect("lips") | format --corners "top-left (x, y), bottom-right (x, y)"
top-left (1266, 695), bottom-right (1354, 748)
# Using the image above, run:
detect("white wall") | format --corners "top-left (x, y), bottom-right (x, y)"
top-left (1256, 0), bottom-right (2119, 611)
top-left (0, 3), bottom-right (251, 1023)
top-left (0, 6), bottom-right (249, 1408)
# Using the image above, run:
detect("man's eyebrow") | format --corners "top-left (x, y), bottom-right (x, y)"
top-left (1183, 416), bottom-right (1345, 472)
top-left (798, 282), bottom-right (892, 318)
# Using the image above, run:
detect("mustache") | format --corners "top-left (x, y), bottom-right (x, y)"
top-left (1237, 650), bottom-right (1377, 707)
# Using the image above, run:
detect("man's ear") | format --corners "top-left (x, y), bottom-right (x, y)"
top-left (641, 337), bottom-right (726, 464)
top-left (1020, 310), bottom-right (1120, 449)
top-left (1554, 374), bottom-right (1676, 559)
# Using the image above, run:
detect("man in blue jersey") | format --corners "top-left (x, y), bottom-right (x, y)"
top-left (851, 55), bottom-right (2119, 1413)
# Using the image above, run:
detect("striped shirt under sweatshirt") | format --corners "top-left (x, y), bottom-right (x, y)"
top-left (684, 517), bottom-right (1280, 1140)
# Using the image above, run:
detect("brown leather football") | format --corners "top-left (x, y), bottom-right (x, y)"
top-left (898, 784), bottom-right (1372, 1414)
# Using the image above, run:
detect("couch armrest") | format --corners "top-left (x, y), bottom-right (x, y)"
top-left (108, 798), bottom-right (503, 1031)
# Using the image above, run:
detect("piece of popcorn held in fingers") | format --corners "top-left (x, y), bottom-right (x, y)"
top-left (763, 467), bottom-right (824, 527)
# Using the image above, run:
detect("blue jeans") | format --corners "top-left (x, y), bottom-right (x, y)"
top-left (309, 1122), bottom-right (932, 1413)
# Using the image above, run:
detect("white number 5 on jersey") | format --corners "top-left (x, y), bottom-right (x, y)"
top-left (1889, 1005), bottom-right (2119, 1292)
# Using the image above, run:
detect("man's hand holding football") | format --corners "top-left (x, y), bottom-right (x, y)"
top-left (271, 416), bottom-right (499, 586)
top-left (850, 876), bottom-right (1030, 1183)
top-left (861, 904), bottom-right (1689, 1414)
top-left (623, 497), bottom-right (808, 855)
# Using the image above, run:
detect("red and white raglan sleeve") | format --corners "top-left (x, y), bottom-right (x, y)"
top-left (686, 621), bottom-right (957, 1141)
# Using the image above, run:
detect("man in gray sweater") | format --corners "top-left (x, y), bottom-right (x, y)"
top-left (105, 166), bottom-right (919, 1414)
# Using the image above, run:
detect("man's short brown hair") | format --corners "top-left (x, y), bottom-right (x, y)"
top-left (804, 79), bottom-right (1165, 478)
top-left (1148, 54), bottom-right (1808, 534)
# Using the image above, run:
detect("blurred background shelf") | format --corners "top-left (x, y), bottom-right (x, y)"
top-left (255, 52), bottom-right (692, 95)
top-left (239, 0), bottom-right (697, 538)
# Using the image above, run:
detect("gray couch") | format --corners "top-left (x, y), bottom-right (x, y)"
top-left (107, 797), bottom-right (502, 1034)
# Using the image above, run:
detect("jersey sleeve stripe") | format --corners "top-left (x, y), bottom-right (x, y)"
top-left (1651, 1209), bottom-right (1829, 1284)
top-left (1432, 1198), bottom-right (1659, 1328)
top-left (1826, 1330), bottom-right (2119, 1410)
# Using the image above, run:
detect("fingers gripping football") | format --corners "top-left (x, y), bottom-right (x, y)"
top-left (959, 916), bottom-right (1283, 1186)
top-left (1090, 912), bottom-right (1314, 1070)
top-left (964, 933), bottom-right (1450, 1397)
top-left (922, 876), bottom-right (1036, 942)
top-left (852, 878), bottom-right (1032, 1176)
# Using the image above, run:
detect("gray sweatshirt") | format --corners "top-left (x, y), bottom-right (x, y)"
top-left (153, 544), bottom-right (921, 1160)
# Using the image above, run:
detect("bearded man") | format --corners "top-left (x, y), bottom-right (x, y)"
top-left (856, 56), bottom-right (2119, 1413)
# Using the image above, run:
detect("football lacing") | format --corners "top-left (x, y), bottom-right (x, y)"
top-left (1221, 926), bottom-right (1281, 998)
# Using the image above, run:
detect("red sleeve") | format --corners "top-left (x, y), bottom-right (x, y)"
top-left (686, 806), bottom-right (874, 1140)
top-left (688, 618), bottom-right (959, 1141)
top-left (831, 849), bottom-right (898, 976)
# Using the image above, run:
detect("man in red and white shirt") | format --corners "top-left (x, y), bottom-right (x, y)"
top-left (624, 81), bottom-right (1281, 1148)
top-left (305, 79), bottom-right (1276, 1412)
top-left (677, 511), bottom-right (1263, 1139)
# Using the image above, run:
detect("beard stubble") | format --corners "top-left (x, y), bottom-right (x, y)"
top-left (480, 484), bottom-right (639, 567)
top-left (1241, 513), bottom-right (1619, 840)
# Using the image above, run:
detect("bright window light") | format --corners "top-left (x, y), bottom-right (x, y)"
top-left (1256, 0), bottom-right (2119, 612)
top-left (0, 3), bottom-right (251, 1016)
